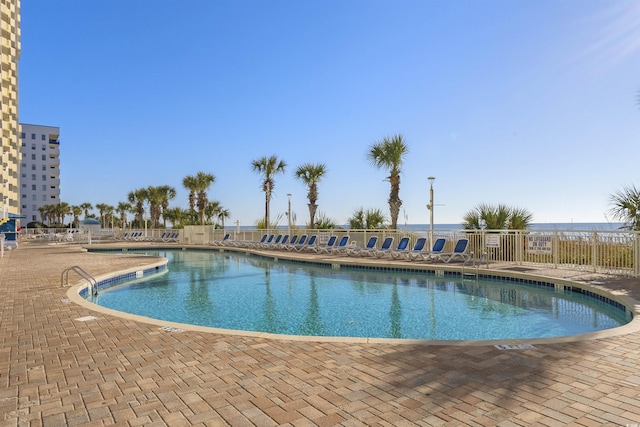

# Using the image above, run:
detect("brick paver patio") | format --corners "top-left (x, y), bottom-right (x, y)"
top-left (1, 240), bottom-right (640, 426)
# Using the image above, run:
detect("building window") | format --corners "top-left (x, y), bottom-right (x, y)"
top-left (21, 194), bottom-right (26, 199)
top-left (41, 155), bottom-right (45, 161)
top-left (31, 133), bottom-right (35, 139)
top-left (32, 194), bottom-right (36, 201)
top-left (21, 173), bottom-right (25, 178)
top-left (31, 174), bottom-right (36, 180)
top-left (31, 165), bottom-right (36, 170)
top-left (41, 165), bottom-right (45, 171)
top-left (31, 144), bottom-right (36, 150)
top-left (20, 132), bottom-right (25, 139)
top-left (31, 185), bottom-right (36, 190)
top-left (41, 135), bottom-right (46, 141)
top-left (42, 175), bottom-right (46, 181)
top-left (31, 154), bottom-right (35, 160)
top-left (41, 144), bottom-right (46, 150)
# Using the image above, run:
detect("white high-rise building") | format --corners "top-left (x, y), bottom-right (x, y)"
top-left (19, 124), bottom-right (60, 223)
top-left (0, 0), bottom-right (21, 216)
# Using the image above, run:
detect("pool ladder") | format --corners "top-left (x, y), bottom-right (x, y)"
top-left (461, 252), bottom-right (487, 280)
top-left (61, 266), bottom-right (98, 296)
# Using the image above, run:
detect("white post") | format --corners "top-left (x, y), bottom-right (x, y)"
top-left (287, 193), bottom-right (292, 235)
top-left (427, 177), bottom-right (435, 248)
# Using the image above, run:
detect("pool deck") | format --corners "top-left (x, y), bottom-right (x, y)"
top-left (2, 241), bottom-right (640, 426)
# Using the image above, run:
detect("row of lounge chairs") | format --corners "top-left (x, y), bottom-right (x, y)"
top-left (210, 233), bottom-right (471, 263)
top-left (114, 231), bottom-right (180, 242)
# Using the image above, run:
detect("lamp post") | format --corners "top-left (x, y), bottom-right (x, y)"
top-left (427, 177), bottom-right (435, 248)
top-left (287, 193), bottom-right (292, 235)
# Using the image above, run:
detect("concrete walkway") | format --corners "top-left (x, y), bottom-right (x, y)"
top-left (1, 241), bottom-right (640, 426)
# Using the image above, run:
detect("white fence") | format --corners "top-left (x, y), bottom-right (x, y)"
top-left (20, 226), bottom-right (640, 277)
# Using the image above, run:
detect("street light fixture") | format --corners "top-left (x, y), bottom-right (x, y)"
top-left (427, 177), bottom-right (435, 248)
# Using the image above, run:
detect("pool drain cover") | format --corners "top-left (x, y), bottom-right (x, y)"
top-left (494, 344), bottom-right (535, 350)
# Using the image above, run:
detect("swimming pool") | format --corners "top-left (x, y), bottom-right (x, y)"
top-left (85, 249), bottom-right (630, 341)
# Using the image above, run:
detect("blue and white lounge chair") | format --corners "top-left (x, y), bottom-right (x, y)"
top-left (210, 233), bottom-right (230, 246)
top-left (295, 235), bottom-right (317, 251)
top-left (312, 235), bottom-right (338, 253)
top-left (346, 236), bottom-right (378, 256)
top-left (430, 238), bottom-right (471, 263)
top-left (378, 237), bottom-right (409, 258)
top-left (328, 235), bottom-right (350, 254)
top-left (401, 237), bottom-right (427, 260)
top-left (286, 235), bottom-right (307, 251)
top-left (409, 238), bottom-right (446, 261)
top-left (389, 237), bottom-right (413, 259)
top-left (371, 237), bottom-right (394, 258)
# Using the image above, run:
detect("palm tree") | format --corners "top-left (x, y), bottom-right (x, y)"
top-left (157, 185), bottom-right (176, 228)
top-left (462, 203), bottom-right (533, 230)
top-left (367, 134), bottom-right (409, 229)
top-left (95, 203), bottom-right (109, 228)
top-left (71, 205), bottom-right (82, 228)
top-left (116, 202), bottom-right (131, 229)
top-left (80, 202), bottom-right (93, 219)
top-left (146, 186), bottom-right (165, 228)
top-left (348, 207), bottom-right (387, 229)
top-left (182, 175), bottom-right (198, 212)
top-left (251, 155), bottom-right (287, 229)
top-left (196, 172), bottom-right (215, 225)
top-left (294, 163), bottom-right (327, 229)
top-left (608, 185), bottom-right (640, 231)
top-left (183, 172), bottom-right (216, 225)
top-left (127, 188), bottom-right (148, 227)
top-left (163, 207), bottom-right (189, 229)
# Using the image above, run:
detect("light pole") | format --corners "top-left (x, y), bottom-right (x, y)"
top-left (287, 193), bottom-right (292, 235)
top-left (427, 177), bottom-right (435, 248)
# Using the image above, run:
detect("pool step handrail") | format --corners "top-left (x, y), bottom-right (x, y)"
top-left (61, 265), bottom-right (98, 296)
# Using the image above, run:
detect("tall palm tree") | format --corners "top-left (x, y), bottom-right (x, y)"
top-left (608, 184), bottom-right (640, 231)
top-left (157, 185), bottom-right (176, 228)
top-left (146, 186), bottom-right (165, 228)
top-left (183, 172), bottom-right (216, 225)
top-left (95, 203), bottom-right (109, 228)
top-left (367, 134), bottom-right (409, 229)
top-left (251, 155), bottom-right (287, 229)
top-left (127, 188), bottom-right (148, 227)
top-left (294, 163), bottom-right (327, 229)
top-left (116, 202), bottom-right (132, 229)
top-left (182, 175), bottom-right (198, 212)
top-left (195, 172), bottom-right (215, 225)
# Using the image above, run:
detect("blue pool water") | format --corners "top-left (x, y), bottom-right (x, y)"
top-left (89, 250), bottom-right (629, 340)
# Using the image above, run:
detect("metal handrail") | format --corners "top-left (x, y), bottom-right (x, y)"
top-left (61, 265), bottom-right (98, 296)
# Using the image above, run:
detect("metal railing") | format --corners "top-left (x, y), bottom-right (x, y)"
top-left (61, 265), bottom-right (98, 296)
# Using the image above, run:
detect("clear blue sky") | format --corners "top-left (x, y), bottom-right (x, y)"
top-left (19, 0), bottom-right (640, 226)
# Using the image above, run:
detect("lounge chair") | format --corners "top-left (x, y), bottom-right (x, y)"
top-left (312, 235), bottom-right (338, 253)
top-left (430, 238), bottom-right (471, 263)
top-left (273, 234), bottom-right (289, 249)
top-left (285, 234), bottom-right (307, 251)
top-left (345, 236), bottom-right (378, 256)
top-left (328, 235), bottom-right (350, 254)
top-left (247, 234), bottom-right (268, 249)
top-left (408, 238), bottom-right (446, 261)
top-left (261, 234), bottom-right (282, 249)
top-left (295, 235), bottom-right (317, 251)
top-left (389, 237), bottom-right (412, 259)
top-left (371, 237), bottom-right (394, 258)
top-left (210, 233), bottom-right (230, 246)
top-left (400, 237), bottom-right (427, 260)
